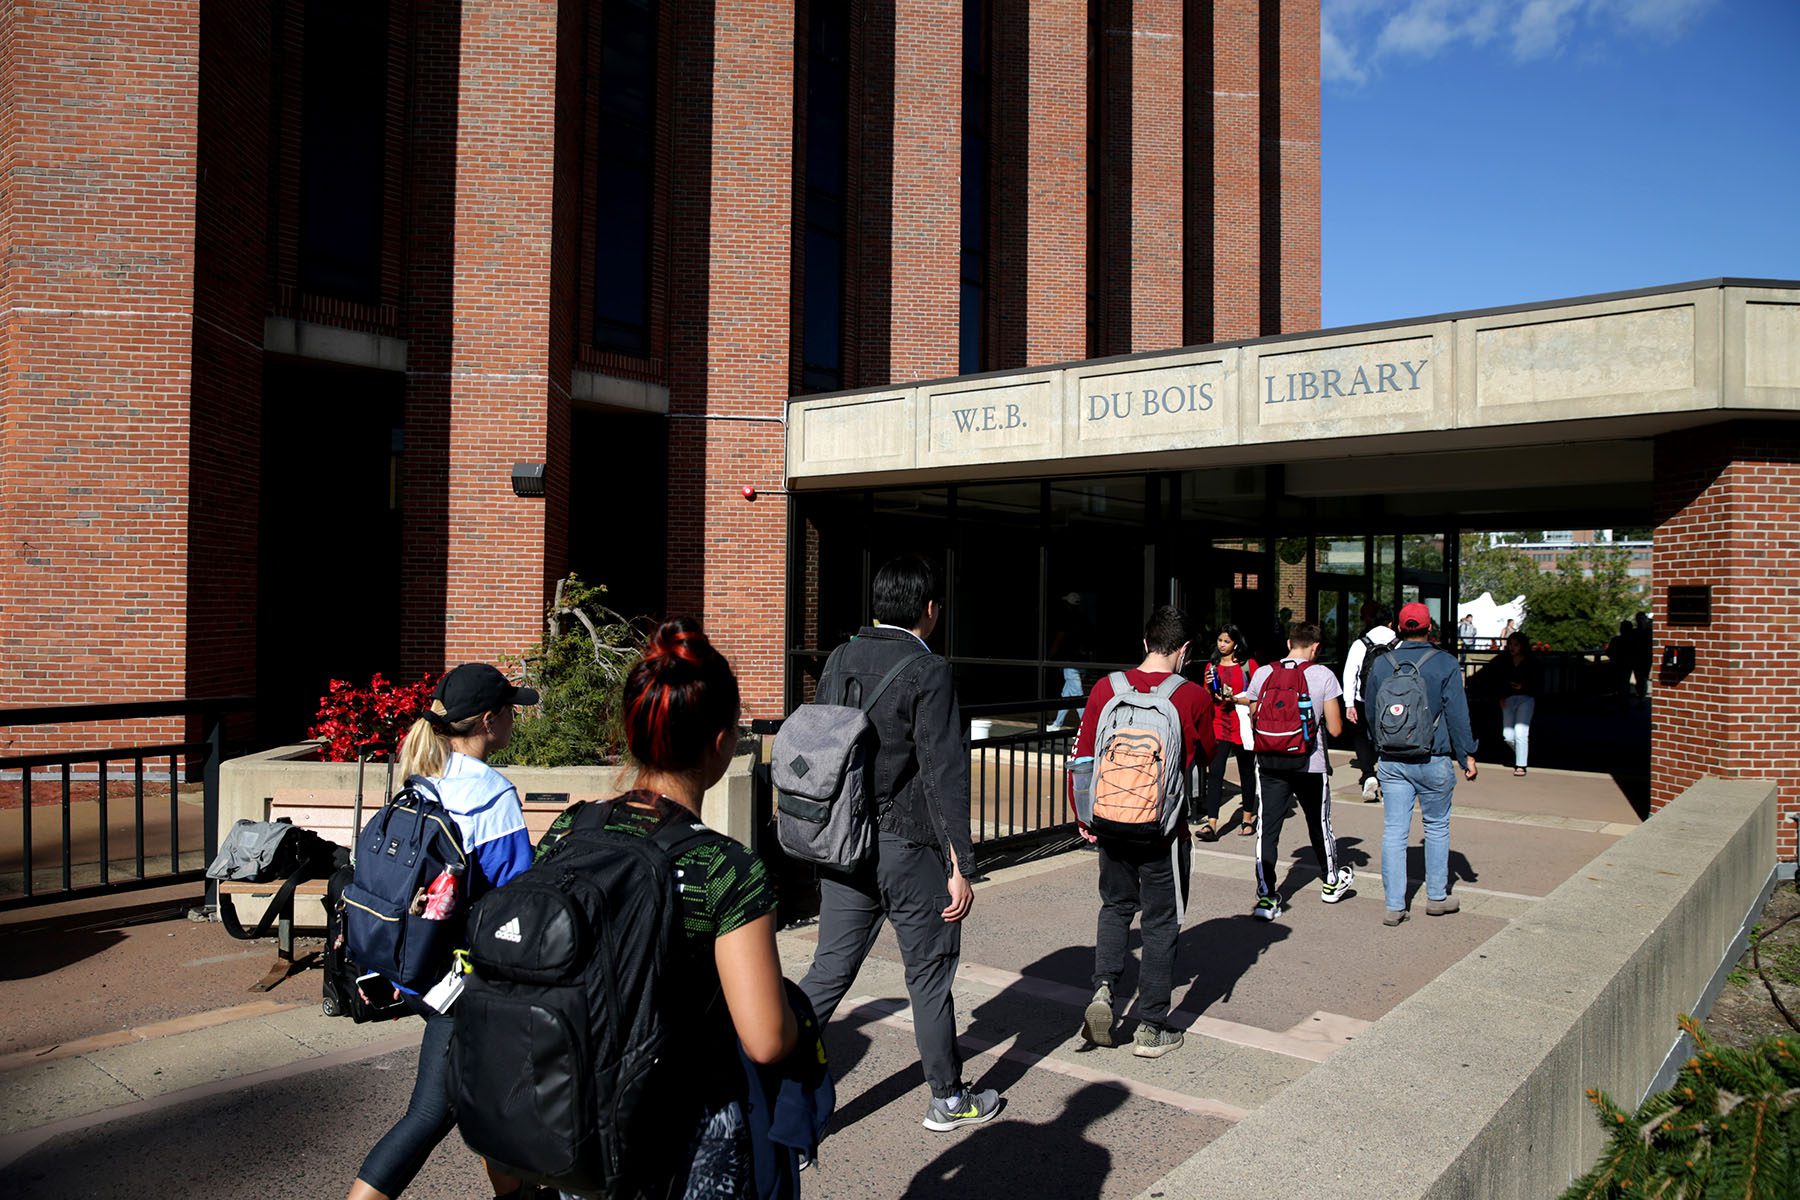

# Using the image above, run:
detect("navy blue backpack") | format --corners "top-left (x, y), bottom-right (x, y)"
top-left (342, 777), bottom-right (468, 991)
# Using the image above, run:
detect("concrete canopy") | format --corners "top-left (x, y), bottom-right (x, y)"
top-left (785, 279), bottom-right (1800, 493)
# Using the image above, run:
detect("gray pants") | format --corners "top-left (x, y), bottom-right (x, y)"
top-left (799, 831), bottom-right (964, 1097)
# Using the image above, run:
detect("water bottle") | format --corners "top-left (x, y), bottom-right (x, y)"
top-left (1298, 690), bottom-right (1315, 748)
top-left (422, 862), bottom-right (463, 921)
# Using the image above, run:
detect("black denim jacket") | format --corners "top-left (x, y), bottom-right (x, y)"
top-left (818, 625), bottom-right (974, 872)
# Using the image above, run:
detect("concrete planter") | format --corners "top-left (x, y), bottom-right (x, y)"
top-left (217, 742), bottom-right (758, 929)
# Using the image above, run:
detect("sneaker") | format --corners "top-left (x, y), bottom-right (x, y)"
top-left (1361, 776), bottom-right (1380, 801)
top-left (1383, 908), bottom-right (1408, 927)
top-left (1319, 865), bottom-right (1355, 903)
top-left (1132, 1024), bottom-right (1184, 1058)
top-left (1081, 984), bottom-right (1115, 1047)
top-left (923, 1085), bottom-right (1003, 1132)
top-left (1426, 895), bottom-right (1461, 916)
top-left (1252, 895), bottom-right (1282, 921)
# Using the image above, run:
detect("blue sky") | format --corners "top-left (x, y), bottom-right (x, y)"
top-left (1321, 0), bottom-right (1800, 328)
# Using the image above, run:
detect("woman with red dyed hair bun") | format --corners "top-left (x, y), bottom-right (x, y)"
top-left (535, 617), bottom-right (798, 1196)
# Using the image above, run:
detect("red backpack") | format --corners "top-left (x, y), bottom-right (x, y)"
top-left (1251, 660), bottom-right (1317, 760)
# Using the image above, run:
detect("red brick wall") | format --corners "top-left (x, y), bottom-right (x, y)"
top-left (665, 1), bottom-right (793, 720)
top-left (1022, 0), bottom-right (1085, 365)
top-left (399, 0), bottom-right (455, 678)
top-left (0, 1), bottom-right (201, 752)
top-left (1652, 423), bottom-right (1800, 863)
top-left (435, 0), bottom-right (564, 669)
top-left (1210, 0), bottom-right (1260, 342)
top-left (1126, 0), bottom-right (1183, 353)
top-left (187, 2), bottom-right (270, 736)
top-left (1276, 0), bottom-right (1320, 333)
top-left (879, 0), bottom-right (960, 381)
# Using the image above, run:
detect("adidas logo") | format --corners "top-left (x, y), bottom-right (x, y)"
top-left (494, 916), bottom-right (523, 944)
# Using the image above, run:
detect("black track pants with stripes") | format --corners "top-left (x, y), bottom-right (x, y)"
top-left (1253, 766), bottom-right (1339, 900)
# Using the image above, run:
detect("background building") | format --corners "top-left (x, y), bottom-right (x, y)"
top-left (0, 0), bottom-right (1320, 748)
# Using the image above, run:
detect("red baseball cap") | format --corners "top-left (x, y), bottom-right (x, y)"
top-left (1397, 602), bottom-right (1433, 632)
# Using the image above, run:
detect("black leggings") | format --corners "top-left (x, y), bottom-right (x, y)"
top-left (1196, 741), bottom-right (1259, 823)
top-left (357, 993), bottom-right (455, 1197)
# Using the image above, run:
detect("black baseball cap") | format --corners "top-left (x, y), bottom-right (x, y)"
top-left (429, 663), bottom-right (540, 723)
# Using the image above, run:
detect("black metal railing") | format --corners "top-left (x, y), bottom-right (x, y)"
top-left (962, 699), bottom-right (1078, 849)
top-left (0, 698), bottom-right (253, 909)
top-left (748, 696), bottom-right (1079, 880)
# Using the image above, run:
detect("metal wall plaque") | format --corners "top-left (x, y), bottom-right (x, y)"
top-left (1666, 586), bottom-right (1712, 627)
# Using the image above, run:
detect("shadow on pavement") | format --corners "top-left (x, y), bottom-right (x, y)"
top-left (0, 895), bottom-right (190, 982)
top-left (1171, 915), bottom-right (1291, 1020)
top-left (901, 1082), bottom-right (1122, 1196)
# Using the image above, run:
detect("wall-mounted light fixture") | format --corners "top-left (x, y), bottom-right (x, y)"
top-left (740, 484), bottom-right (791, 502)
top-left (512, 462), bottom-right (546, 498)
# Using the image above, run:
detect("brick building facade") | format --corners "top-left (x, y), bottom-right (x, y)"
top-left (0, 0), bottom-right (1321, 745)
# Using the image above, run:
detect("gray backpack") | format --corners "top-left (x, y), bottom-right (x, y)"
top-left (1371, 648), bottom-right (1444, 759)
top-left (773, 645), bottom-right (924, 869)
top-left (1072, 673), bottom-right (1190, 842)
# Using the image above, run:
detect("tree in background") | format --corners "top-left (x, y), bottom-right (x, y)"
top-left (1527, 546), bottom-right (1645, 651)
top-left (1459, 538), bottom-right (1541, 610)
top-left (1459, 539), bottom-right (1647, 651)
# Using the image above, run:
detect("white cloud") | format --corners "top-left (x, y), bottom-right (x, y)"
top-left (1322, 0), bottom-right (1721, 84)
top-left (1512, 0), bottom-right (1585, 59)
top-left (1321, 20), bottom-right (1368, 84)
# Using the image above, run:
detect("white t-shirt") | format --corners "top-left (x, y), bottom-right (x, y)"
top-left (1341, 625), bottom-right (1396, 707)
top-left (1245, 659), bottom-right (1343, 774)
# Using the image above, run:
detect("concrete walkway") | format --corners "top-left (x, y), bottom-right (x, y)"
top-left (0, 764), bottom-right (1640, 1198)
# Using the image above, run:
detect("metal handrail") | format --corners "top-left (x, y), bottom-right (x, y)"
top-left (0, 698), bottom-right (254, 909)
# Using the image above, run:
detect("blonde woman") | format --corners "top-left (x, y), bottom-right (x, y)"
top-left (347, 663), bottom-right (539, 1200)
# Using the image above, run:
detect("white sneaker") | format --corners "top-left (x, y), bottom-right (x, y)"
top-left (1252, 896), bottom-right (1283, 921)
top-left (1320, 865), bottom-right (1355, 903)
top-left (1361, 776), bottom-right (1381, 801)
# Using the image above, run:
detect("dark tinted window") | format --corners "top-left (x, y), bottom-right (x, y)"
top-left (594, 0), bottom-right (658, 354)
top-left (801, 2), bottom-right (850, 392)
top-left (298, 0), bottom-right (389, 303)
top-left (959, 0), bottom-right (990, 373)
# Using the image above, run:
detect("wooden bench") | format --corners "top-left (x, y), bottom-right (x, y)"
top-left (218, 787), bottom-right (591, 990)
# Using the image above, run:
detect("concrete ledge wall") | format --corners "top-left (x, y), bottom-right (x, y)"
top-left (1138, 777), bottom-right (1778, 1200)
top-left (218, 745), bottom-right (757, 928)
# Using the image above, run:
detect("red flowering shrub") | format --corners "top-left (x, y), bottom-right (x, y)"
top-left (309, 672), bottom-right (439, 762)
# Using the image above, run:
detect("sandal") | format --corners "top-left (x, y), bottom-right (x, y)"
top-left (1197, 817), bottom-right (1218, 842)
top-left (1513, 767), bottom-right (1527, 777)
top-left (1237, 814), bottom-right (1256, 836)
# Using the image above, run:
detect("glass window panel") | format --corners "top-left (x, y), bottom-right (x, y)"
top-left (793, 495), bottom-right (867, 652)
top-left (1046, 477), bottom-right (1147, 665)
top-left (1179, 466), bottom-right (1266, 526)
top-left (953, 484), bottom-right (1040, 661)
top-left (1315, 536), bottom-right (1366, 575)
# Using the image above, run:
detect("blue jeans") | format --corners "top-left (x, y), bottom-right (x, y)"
top-left (1376, 757), bottom-right (1457, 911)
top-left (1052, 667), bottom-right (1084, 728)
top-left (1501, 695), bottom-right (1535, 768)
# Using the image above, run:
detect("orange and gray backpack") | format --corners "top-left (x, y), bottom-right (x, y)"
top-left (1072, 673), bottom-right (1190, 842)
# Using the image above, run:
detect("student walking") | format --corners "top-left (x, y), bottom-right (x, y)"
top-left (1229, 623), bottom-right (1352, 921)
top-left (1489, 631), bottom-right (1540, 775)
top-left (1366, 603), bottom-right (1479, 926)
top-left (1193, 624), bottom-right (1258, 840)
top-left (530, 619), bottom-right (800, 1196)
top-left (1074, 605), bottom-right (1214, 1058)
top-left (347, 663), bottom-right (539, 1200)
top-left (798, 555), bottom-right (1002, 1132)
top-left (1341, 603), bottom-right (1397, 801)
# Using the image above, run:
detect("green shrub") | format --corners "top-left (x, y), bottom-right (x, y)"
top-left (1561, 1015), bottom-right (1800, 1199)
top-left (490, 574), bottom-right (645, 769)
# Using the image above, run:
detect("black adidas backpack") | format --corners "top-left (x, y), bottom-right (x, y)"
top-left (450, 799), bottom-right (721, 1196)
